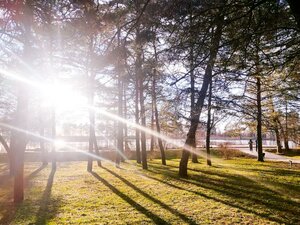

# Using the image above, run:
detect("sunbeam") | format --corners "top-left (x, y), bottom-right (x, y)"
top-left (0, 66), bottom-right (219, 163)
top-left (0, 122), bottom-right (113, 165)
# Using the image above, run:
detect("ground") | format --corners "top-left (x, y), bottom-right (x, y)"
top-left (0, 156), bottom-right (300, 224)
top-left (265, 148), bottom-right (300, 160)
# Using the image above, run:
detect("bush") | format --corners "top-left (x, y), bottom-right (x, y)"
top-left (215, 143), bottom-right (254, 159)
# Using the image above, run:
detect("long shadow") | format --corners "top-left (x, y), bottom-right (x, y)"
top-left (150, 165), bottom-right (300, 210)
top-left (102, 166), bottom-right (197, 225)
top-left (35, 168), bottom-right (60, 225)
top-left (145, 166), bottom-right (300, 224)
top-left (0, 164), bottom-right (52, 224)
top-left (148, 163), bottom-right (300, 203)
top-left (27, 164), bottom-right (48, 180)
top-left (90, 171), bottom-right (170, 225)
top-left (0, 163), bottom-right (47, 187)
top-left (0, 164), bottom-right (10, 186)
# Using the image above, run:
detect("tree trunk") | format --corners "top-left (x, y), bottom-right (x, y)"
top-left (284, 101), bottom-right (290, 151)
top-left (150, 97), bottom-right (155, 152)
top-left (189, 8), bottom-right (198, 164)
top-left (87, 111), bottom-right (95, 171)
top-left (135, 40), bottom-right (142, 164)
top-left (39, 112), bottom-right (47, 165)
top-left (269, 98), bottom-right (283, 154)
top-left (139, 74), bottom-right (148, 170)
top-left (206, 81), bottom-right (212, 166)
top-left (116, 72), bottom-right (124, 166)
top-left (13, 84), bottom-right (28, 203)
top-left (179, 13), bottom-right (224, 177)
top-left (51, 108), bottom-right (57, 170)
top-left (153, 69), bottom-right (166, 166)
top-left (274, 125), bottom-right (282, 154)
top-left (123, 83), bottom-right (130, 152)
top-left (116, 26), bottom-right (124, 166)
top-left (256, 77), bottom-right (264, 162)
top-left (8, 139), bottom-right (14, 176)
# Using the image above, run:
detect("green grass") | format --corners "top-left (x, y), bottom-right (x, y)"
top-left (0, 157), bottom-right (300, 224)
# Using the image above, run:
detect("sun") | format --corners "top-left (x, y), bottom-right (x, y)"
top-left (41, 82), bottom-right (87, 111)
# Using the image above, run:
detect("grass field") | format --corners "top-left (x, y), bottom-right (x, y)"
top-left (0, 157), bottom-right (300, 224)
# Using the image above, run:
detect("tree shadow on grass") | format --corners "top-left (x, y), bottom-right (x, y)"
top-left (34, 168), bottom-right (62, 225)
top-left (90, 171), bottom-right (170, 225)
top-left (26, 164), bottom-right (48, 181)
top-left (0, 166), bottom-right (60, 225)
top-left (0, 163), bottom-right (10, 187)
top-left (102, 166), bottom-right (198, 225)
top-left (0, 163), bottom-right (48, 224)
top-left (145, 164), bottom-right (300, 225)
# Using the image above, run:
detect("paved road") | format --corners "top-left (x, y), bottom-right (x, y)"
top-left (234, 147), bottom-right (300, 164)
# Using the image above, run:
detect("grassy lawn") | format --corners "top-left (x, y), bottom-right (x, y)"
top-left (0, 157), bottom-right (300, 224)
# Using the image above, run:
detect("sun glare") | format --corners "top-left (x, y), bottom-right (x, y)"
top-left (41, 83), bottom-right (87, 111)
top-left (54, 139), bottom-right (66, 149)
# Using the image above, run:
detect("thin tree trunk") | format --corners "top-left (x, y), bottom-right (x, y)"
top-left (150, 97), bottom-right (155, 152)
top-left (93, 135), bottom-right (101, 166)
top-left (51, 108), bottom-right (56, 170)
top-left (39, 111), bottom-right (47, 165)
top-left (116, 26), bottom-right (124, 166)
top-left (135, 45), bottom-right (141, 164)
top-left (123, 83), bottom-right (130, 152)
top-left (206, 81), bottom-right (212, 166)
top-left (256, 77), bottom-right (264, 162)
top-left (179, 13), bottom-right (224, 177)
top-left (135, 86), bottom-right (141, 164)
top-left (284, 100), bottom-right (290, 151)
top-left (116, 73), bottom-right (124, 165)
top-left (269, 98), bottom-right (283, 154)
top-left (189, 7), bottom-right (198, 163)
top-left (274, 123), bottom-right (282, 154)
top-left (153, 69), bottom-right (166, 165)
top-left (139, 74), bottom-right (148, 170)
top-left (152, 39), bottom-right (166, 165)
